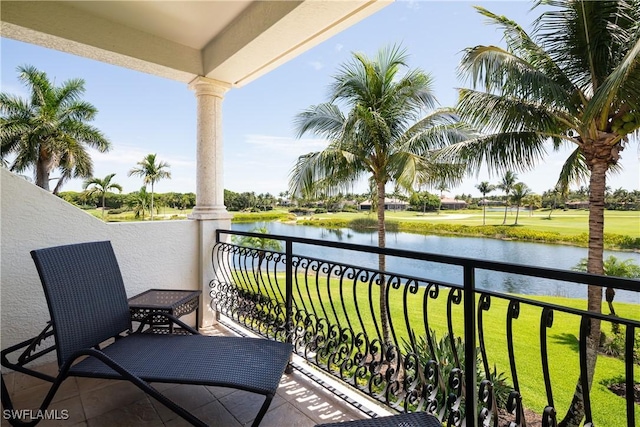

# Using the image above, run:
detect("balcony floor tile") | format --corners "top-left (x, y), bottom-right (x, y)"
top-left (2, 324), bottom-right (370, 427)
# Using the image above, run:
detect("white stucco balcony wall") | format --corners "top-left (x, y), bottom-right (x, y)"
top-left (0, 168), bottom-right (200, 359)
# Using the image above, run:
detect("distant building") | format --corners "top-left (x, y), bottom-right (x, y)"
top-left (566, 201), bottom-right (589, 209)
top-left (440, 198), bottom-right (467, 210)
top-left (359, 197), bottom-right (409, 211)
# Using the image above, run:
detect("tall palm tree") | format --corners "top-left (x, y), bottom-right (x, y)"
top-left (497, 171), bottom-right (517, 225)
top-left (128, 154), bottom-right (171, 221)
top-left (445, 2), bottom-right (640, 425)
top-left (475, 181), bottom-right (495, 225)
top-left (510, 182), bottom-right (530, 225)
top-left (290, 45), bottom-right (467, 344)
top-left (0, 65), bottom-right (110, 191)
top-left (83, 173), bottom-right (123, 220)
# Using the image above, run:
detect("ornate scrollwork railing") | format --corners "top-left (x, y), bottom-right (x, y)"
top-left (211, 229), bottom-right (640, 427)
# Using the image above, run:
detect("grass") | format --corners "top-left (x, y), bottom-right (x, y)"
top-left (309, 209), bottom-right (640, 238)
top-left (300, 209), bottom-right (640, 250)
top-left (230, 269), bottom-right (640, 426)
top-left (83, 207), bottom-right (293, 223)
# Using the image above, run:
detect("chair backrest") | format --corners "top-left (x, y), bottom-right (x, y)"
top-left (31, 241), bottom-right (131, 366)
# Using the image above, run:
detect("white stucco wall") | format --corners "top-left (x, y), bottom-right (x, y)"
top-left (0, 168), bottom-right (200, 360)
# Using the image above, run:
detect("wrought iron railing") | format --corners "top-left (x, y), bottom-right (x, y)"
top-left (211, 229), bottom-right (640, 427)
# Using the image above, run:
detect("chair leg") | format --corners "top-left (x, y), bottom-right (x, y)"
top-left (251, 393), bottom-right (274, 427)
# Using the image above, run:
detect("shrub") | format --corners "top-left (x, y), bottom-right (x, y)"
top-left (349, 218), bottom-right (378, 230)
top-left (289, 208), bottom-right (312, 216)
top-left (402, 331), bottom-right (512, 415)
top-left (600, 327), bottom-right (640, 363)
top-left (314, 208), bottom-right (328, 214)
top-left (107, 208), bottom-right (128, 214)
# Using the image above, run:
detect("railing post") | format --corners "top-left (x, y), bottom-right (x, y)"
top-left (285, 239), bottom-right (293, 374)
top-left (464, 265), bottom-right (477, 427)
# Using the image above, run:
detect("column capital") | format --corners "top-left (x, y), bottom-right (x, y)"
top-left (188, 76), bottom-right (232, 98)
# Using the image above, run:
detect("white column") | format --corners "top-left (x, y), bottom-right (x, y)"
top-left (188, 76), bottom-right (232, 330)
top-left (189, 76), bottom-right (232, 220)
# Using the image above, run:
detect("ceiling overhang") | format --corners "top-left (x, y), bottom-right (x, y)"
top-left (1, 1), bottom-right (392, 86)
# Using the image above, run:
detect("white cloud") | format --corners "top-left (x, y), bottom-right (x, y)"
top-left (308, 61), bottom-right (324, 71)
top-left (335, 44), bottom-right (344, 52)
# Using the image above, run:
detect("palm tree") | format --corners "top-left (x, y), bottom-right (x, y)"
top-left (128, 154), bottom-right (171, 221)
top-left (82, 173), bottom-right (123, 220)
top-left (446, 2), bottom-right (640, 425)
top-left (510, 182), bottom-right (530, 225)
top-left (497, 171), bottom-right (517, 225)
top-left (0, 65), bottom-right (110, 191)
top-left (522, 193), bottom-right (542, 216)
top-left (289, 45), bottom-right (467, 344)
top-left (127, 186), bottom-right (151, 220)
top-left (475, 181), bottom-right (495, 225)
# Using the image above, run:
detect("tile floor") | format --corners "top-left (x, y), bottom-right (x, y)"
top-left (1, 324), bottom-right (372, 427)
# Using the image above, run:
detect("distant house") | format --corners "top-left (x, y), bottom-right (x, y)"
top-left (359, 197), bottom-right (409, 211)
top-left (440, 198), bottom-right (467, 210)
top-left (566, 201), bottom-right (589, 209)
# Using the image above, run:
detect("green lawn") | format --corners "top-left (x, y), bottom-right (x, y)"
top-left (229, 270), bottom-right (640, 427)
top-left (83, 207), bottom-right (293, 222)
top-left (310, 209), bottom-right (640, 238)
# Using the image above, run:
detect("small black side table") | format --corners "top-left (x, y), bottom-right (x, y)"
top-left (128, 289), bottom-right (201, 334)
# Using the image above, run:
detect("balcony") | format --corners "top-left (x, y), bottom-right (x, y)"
top-left (1, 169), bottom-right (639, 426)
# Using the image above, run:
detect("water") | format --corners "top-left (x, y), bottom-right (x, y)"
top-left (230, 222), bottom-right (640, 303)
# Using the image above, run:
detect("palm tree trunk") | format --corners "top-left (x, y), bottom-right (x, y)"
top-left (482, 197), bottom-right (486, 225)
top-left (514, 205), bottom-right (520, 225)
top-left (502, 201), bottom-right (508, 225)
top-left (150, 182), bottom-right (155, 221)
top-left (376, 180), bottom-right (391, 345)
top-left (101, 194), bottom-right (106, 220)
top-left (35, 155), bottom-right (52, 191)
top-left (559, 159), bottom-right (606, 427)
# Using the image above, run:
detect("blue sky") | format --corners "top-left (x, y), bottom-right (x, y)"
top-left (2, 0), bottom-right (638, 197)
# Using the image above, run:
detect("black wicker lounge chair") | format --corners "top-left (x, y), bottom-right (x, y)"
top-left (1, 241), bottom-right (292, 427)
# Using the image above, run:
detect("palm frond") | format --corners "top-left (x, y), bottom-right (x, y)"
top-left (555, 146), bottom-right (589, 192)
top-left (584, 36), bottom-right (640, 126)
top-left (294, 103), bottom-right (345, 139)
top-left (457, 89), bottom-right (574, 134)
top-left (436, 131), bottom-right (548, 175)
top-left (472, 6), bottom-right (580, 100)
top-left (288, 148), bottom-right (365, 198)
top-left (459, 45), bottom-right (581, 112)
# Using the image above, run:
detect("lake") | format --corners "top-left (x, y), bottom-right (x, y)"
top-left (231, 221), bottom-right (640, 304)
